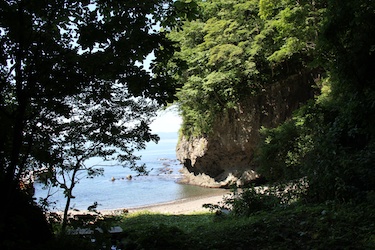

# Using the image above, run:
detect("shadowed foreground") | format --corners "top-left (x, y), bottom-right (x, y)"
top-left (40, 200), bottom-right (374, 250)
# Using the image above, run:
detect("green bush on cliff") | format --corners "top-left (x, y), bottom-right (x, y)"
top-left (167, 0), bottom-right (375, 203)
top-left (256, 84), bottom-right (375, 202)
top-left (255, 0), bottom-right (375, 203)
top-left (167, 0), bottom-right (324, 137)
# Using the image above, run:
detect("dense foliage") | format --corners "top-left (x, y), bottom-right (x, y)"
top-left (167, 0), bottom-right (324, 136)
top-left (256, 0), bottom-right (375, 203)
top-left (1, 0), bottom-right (374, 248)
top-left (0, 0), bottom-right (186, 248)
top-left (166, 0), bottom-right (375, 203)
top-left (41, 0), bottom-right (374, 247)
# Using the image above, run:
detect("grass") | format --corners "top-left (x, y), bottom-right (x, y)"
top-left (121, 211), bottom-right (213, 233)
top-left (41, 193), bottom-right (375, 250)
top-left (111, 201), bottom-right (375, 250)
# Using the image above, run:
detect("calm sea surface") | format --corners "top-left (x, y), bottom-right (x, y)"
top-left (34, 132), bottom-right (221, 211)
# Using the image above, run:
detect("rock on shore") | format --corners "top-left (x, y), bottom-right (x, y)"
top-left (176, 71), bottom-right (319, 187)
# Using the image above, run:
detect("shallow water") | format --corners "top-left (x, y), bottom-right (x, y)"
top-left (34, 132), bottom-right (220, 211)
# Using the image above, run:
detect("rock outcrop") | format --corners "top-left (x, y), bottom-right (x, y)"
top-left (177, 72), bottom-right (320, 187)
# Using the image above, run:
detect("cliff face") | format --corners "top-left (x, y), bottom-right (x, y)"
top-left (176, 72), bottom-right (319, 187)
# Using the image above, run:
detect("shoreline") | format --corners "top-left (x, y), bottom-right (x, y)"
top-left (119, 190), bottom-right (230, 215)
top-left (64, 189), bottom-right (231, 216)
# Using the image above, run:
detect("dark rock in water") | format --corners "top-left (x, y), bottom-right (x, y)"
top-left (162, 162), bottom-right (171, 167)
top-left (158, 165), bottom-right (174, 175)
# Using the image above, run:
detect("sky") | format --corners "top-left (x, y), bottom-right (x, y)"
top-left (141, 50), bottom-right (182, 133)
top-left (149, 105), bottom-right (182, 133)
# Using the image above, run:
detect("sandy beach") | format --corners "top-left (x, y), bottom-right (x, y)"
top-left (99, 190), bottom-right (231, 215)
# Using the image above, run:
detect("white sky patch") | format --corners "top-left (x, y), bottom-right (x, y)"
top-left (150, 105), bottom-right (182, 133)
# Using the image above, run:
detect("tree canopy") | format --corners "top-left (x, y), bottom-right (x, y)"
top-left (0, 0), bottom-right (188, 246)
top-left (165, 0), bottom-right (375, 202)
top-left (166, 0), bottom-right (324, 136)
top-left (1, 0), bottom-right (374, 247)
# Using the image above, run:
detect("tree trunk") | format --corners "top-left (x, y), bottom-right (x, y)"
top-left (61, 167), bottom-right (78, 233)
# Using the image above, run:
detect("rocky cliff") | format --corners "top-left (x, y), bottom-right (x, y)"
top-left (176, 72), bottom-right (320, 187)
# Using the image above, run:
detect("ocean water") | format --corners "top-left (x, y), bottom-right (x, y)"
top-left (34, 132), bottom-right (220, 211)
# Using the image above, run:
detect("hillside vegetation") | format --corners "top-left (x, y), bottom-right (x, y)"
top-left (2, 0), bottom-right (374, 249)
top-left (51, 1), bottom-right (375, 248)
top-left (166, 0), bottom-right (375, 203)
